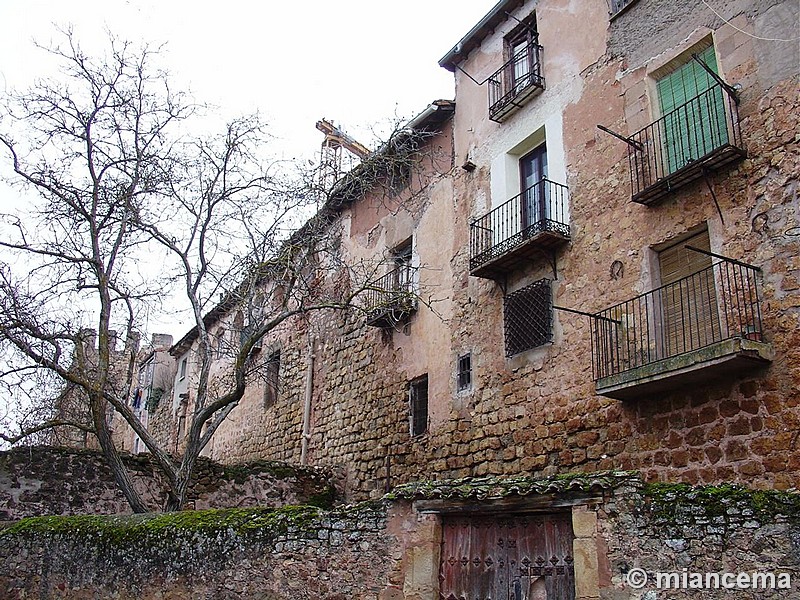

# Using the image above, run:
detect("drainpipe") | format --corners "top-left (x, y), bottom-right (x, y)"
top-left (300, 337), bottom-right (315, 465)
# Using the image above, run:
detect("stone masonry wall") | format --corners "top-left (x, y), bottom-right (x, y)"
top-left (0, 503), bottom-right (391, 600)
top-left (136, 0), bottom-right (798, 505)
top-left (0, 446), bottom-right (334, 519)
top-left (0, 475), bottom-right (796, 599)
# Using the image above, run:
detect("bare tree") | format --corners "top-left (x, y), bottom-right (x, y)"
top-left (0, 31), bottom-right (446, 511)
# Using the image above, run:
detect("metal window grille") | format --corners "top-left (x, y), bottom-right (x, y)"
top-left (504, 279), bottom-right (553, 357)
top-left (457, 354), bottom-right (472, 391)
top-left (409, 376), bottom-right (429, 436)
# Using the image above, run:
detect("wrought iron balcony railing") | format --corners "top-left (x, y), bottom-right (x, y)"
top-left (469, 179), bottom-right (569, 279)
top-left (590, 252), bottom-right (764, 382)
top-left (362, 266), bottom-right (417, 327)
top-left (628, 82), bottom-right (745, 205)
top-left (488, 39), bottom-right (545, 122)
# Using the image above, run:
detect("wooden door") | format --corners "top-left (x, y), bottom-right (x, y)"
top-left (440, 513), bottom-right (575, 600)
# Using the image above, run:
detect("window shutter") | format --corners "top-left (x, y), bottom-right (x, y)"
top-left (658, 230), bottom-right (720, 356)
top-left (657, 45), bottom-right (727, 173)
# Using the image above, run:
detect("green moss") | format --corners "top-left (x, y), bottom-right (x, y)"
top-left (306, 484), bottom-right (336, 509)
top-left (644, 482), bottom-right (800, 521)
top-left (0, 505), bottom-right (326, 545)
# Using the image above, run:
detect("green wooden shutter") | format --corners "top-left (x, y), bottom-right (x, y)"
top-left (657, 46), bottom-right (728, 174)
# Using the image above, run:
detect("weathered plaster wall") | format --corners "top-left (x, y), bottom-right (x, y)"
top-left (138, 0), bottom-right (798, 503)
top-left (0, 446), bottom-right (334, 519)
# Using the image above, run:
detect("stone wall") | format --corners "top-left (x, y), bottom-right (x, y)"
top-left (0, 446), bottom-right (334, 519)
top-left (118, 1), bottom-right (800, 507)
top-left (0, 503), bottom-right (391, 600)
top-left (0, 473), bottom-right (796, 599)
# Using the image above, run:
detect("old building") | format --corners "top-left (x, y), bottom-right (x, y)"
top-left (51, 331), bottom-right (174, 453)
top-left (105, 0), bottom-right (797, 596)
top-left (152, 0), bottom-right (799, 497)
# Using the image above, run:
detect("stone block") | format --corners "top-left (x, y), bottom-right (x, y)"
top-left (572, 538), bottom-right (600, 599)
top-left (572, 509), bottom-right (598, 539)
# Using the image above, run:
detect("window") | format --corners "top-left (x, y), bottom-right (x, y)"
top-left (657, 228), bottom-right (719, 357)
top-left (457, 354), bottom-right (472, 392)
top-left (656, 44), bottom-right (727, 174)
top-left (179, 357), bottom-right (187, 381)
top-left (392, 238), bottom-right (413, 293)
top-left (520, 144), bottom-right (548, 230)
top-left (409, 376), bottom-right (429, 437)
top-left (263, 350), bottom-right (281, 408)
top-left (232, 311), bottom-right (245, 346)
top-left (504, 279), bottom-right (552, 356)
top-left (214, 328), bottom-right (226, 359)
top-left (507, 24), bottom-right (537, 95)
top-left (488, 14), bottom-right (543, 122)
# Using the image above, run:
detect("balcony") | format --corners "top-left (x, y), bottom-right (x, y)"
top-left (363, 266), bottom-right (417, 328)
top-left (590, 252), bottom-right (772, 400)
top-left (628, 82), bottom-right (745, 205)
top-left (488, 38), bottom-right (545, 123)
top-left (470, 179), bottom-right (569, 280)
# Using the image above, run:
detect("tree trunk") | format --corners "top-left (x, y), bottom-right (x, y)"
top-left (91, 396), bottom-right (148, 513)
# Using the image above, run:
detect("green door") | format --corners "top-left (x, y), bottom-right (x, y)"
top-left (657, 46), bottom-right (728, 174)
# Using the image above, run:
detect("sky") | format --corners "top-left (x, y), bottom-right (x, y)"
top-left (0, 0), bottom-right (495, 339)
top-left (0, 0), bottom-right (493, 160)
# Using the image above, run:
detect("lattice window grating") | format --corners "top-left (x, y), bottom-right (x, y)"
top-left (504, 278), bottom-right (553, 356)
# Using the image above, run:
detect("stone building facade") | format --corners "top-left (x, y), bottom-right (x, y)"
top-left (99, 1), bottom-right (799, 595)
top-left (10, 2), bottom-right (799, 597)
top-left (145, 0), bottom-right (799, 498)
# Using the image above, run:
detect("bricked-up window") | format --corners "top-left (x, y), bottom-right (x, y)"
top-left (504, 278), bottom-right (552, 356)
top-left (457, 353), bottom-right (472, 392)
top-left (263, 350), bottom-right (280, 408)
top-left (409, 375), bottom-right (429, 437)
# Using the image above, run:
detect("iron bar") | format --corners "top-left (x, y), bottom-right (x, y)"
top-left (597, 124), bottom-right (644, 151)
top-left (684, 245), bottom-right (761, 271)
top-left (691, 53), bottom-right (740, 104)
top-left (626, 81), bottom-right (745, 205)
top-left (589, 254), bottom-right (763, 380)
top-left (469, 178), bottom-right (569, 272)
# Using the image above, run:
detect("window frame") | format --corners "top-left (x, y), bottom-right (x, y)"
top-left (409, 375), bottom-right (429, 437)
top-left (263, 349), bottom-right (281, 409)
top-left (456, 353), bottom-right (472, 393)
top-left (178, 357), bottom-right (187, 381)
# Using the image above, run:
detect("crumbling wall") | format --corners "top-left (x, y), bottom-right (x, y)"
top-left (0, 446), bottom-right (334, 519)
top-left (0, 503), bottom-right (391, 600)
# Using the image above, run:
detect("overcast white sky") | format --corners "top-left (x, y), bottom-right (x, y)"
top-left (0, 0), bottom-right (495, 339)
top-left (0, 0), bottom-right (493, 160)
